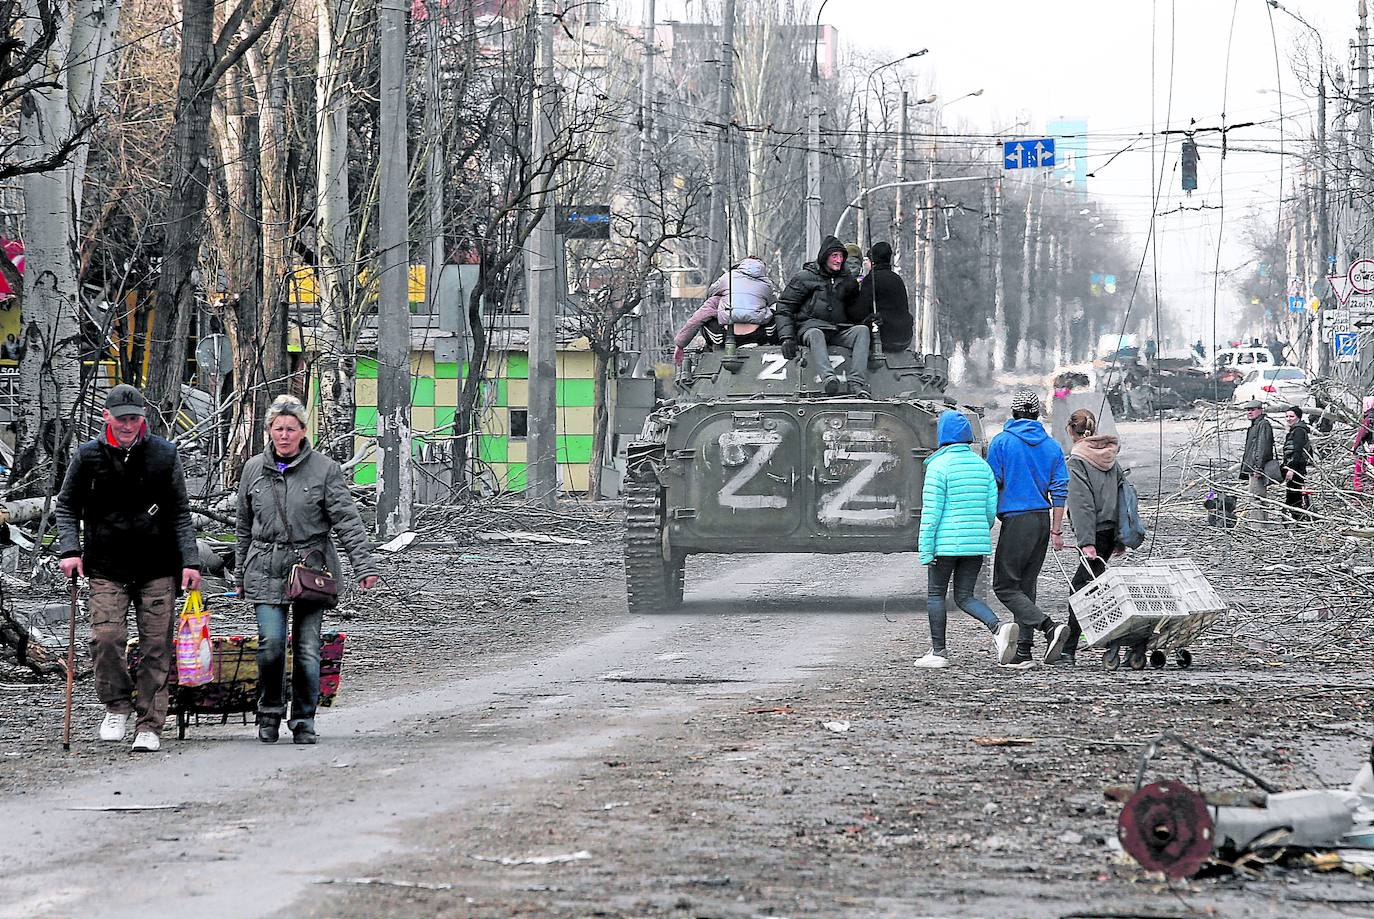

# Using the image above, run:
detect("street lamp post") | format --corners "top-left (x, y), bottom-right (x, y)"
top-left (857, 51), bottom-right (926, 251)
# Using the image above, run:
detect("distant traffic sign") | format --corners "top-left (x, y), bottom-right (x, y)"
top-left (1003, 138), bottom-right (1056, 170)
top-left (1334, 331), bottom-right (1359, 362)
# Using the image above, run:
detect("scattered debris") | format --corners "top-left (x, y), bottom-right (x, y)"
top-left (377, 531), bottom-right (418, 553)
top-left (316, 877), bottom-right (457, 891)
top-left (469, 851), bottom-right (593, 867)
top-left (603, 675), bottom-right (746, 685)
top-left (1117, 732), bottom-right (1374, 879)
top-left (746, 706), bottom-right (796, 715)
top-left (821, 720), bottom-right (850, 733)
top-left (477, 531), bottom-right (590, 546)
top-left (973, 736), bottom-right (1035, 747)
top-left (68, 804), bottom-right (182, 812)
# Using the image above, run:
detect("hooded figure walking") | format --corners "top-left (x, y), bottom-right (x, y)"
top-left (776, 235), bottom-right (866, 396)
top-left (915, 410), bottom-right (1020, 668)
top-left (986, 388), bottom-right (1072, 668)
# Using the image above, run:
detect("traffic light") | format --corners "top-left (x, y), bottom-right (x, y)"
top-left (1181, 137), bottom-right (1198, 193)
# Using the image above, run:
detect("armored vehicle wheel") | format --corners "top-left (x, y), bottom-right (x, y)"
top-left (1176, 649), bottom-right (1193, 669)
top-left (624, 460), bottom-right (682, 614)
top-left (1149, 649), bottom-right (1167, 669)
top-left (1128, 647), bottom-right (1148, 671)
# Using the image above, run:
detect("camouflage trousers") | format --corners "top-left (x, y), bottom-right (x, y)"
top-left (89, 576), bottom-right (177, 736)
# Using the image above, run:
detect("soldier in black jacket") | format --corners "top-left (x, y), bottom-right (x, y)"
top-left (776, 235), bottom-right (866, 396)
top-left (852, 241), bottom-right (913, 352)
top-left (55, 384), bottom-right (201, 752)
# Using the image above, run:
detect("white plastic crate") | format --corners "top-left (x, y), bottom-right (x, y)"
top-left (1070, 566), bottom-right (1189, 648)
top-left (1070, 561), bottom-right (1226, 650)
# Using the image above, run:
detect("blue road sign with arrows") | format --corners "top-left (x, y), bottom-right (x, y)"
top-left (1334, 331), bottom-right (1359, 359)
top-left (1003, 138), bottom-right (1056, 170)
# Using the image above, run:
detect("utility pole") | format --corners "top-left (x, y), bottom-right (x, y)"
top-left (1317, 65), bottom-right (1331, 375)
top-left (805, 8), bottom-right (826, 257)
top-left (857, 112), bottom-right (869, 253)
top-left (894, 91), bottom-right (913, 302)
top-left (376, 0), bottom-right (412, 536)
top-left (989, 175), bottom-right (1006, 375)
top-left (425, 0), bottom-right (447, 343)
top-left (526, 0), bottom-right (558, 507)
top-left (632, 0), bottom-right (659, 370)
top-left (706, 0), bottom-right (735, 283)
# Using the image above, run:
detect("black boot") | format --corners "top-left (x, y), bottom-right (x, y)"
top-left (257, 715), bottom-right (280, 744)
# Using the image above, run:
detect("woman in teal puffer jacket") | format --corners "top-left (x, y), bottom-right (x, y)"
top-left (915, 411), bottom-right (1020, 668)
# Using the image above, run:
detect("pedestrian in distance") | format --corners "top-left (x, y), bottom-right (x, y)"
top-left (986, 388), bottom-right (1072, 668)
top-left (55, 384), bottom-right (202, 753)
top-left (236, 395), bottom-right (380, 745)
top-left (1352, 396), bottom-right (1374, 492)
top-left (775, 235), bottom-right (866, 396)
top-left (1239, 400), bottom-right (1276, 526)
top-left (853, 241), bottom-right (913, 353)
top-left (1281, 405), bottom-right (1313, 521)
top-left (1060, 408), bottom-right (1125, 666)
top-left (914, 410), bottom-right (1020, 668)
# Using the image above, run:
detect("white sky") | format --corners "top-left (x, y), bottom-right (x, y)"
top-left (827, 0), bottom-right (1347, 349)
top-left (646, 0), bottom-right (1352, 350)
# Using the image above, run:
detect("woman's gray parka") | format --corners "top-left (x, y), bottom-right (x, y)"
top-left (235, 442), bottom-right (378, 603)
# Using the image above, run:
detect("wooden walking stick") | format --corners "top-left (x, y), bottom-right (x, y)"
top-left (63, 572), bottom-right (77, 752)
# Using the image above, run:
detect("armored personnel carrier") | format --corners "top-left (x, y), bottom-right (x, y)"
top-left (623, 339), bottom-right (984, 613)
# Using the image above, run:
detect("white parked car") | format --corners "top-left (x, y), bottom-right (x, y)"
top-left (1231, 366), bottom-right (1311, 407)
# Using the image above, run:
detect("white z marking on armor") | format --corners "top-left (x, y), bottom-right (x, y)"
top-left (756, 354), bottom-right (789, 380)
top-left (818, 449), bottom-right (899, 525)
top-left (719, 432), bottom-right (788, 510)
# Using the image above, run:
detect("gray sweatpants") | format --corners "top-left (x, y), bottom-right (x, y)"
top-left (803, 326), bottom-right (870, 386)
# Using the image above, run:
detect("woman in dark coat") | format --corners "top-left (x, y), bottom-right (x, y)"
top-left (1281, 405), bottom-right (1313, 521)
top-left (236, 394), bottom-right (379, 744)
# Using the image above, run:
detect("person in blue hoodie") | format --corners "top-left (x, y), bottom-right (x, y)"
top-left (915, 411), bottom-right (1021, 668)
top-left (986, 388), bottom-right (1071, 668)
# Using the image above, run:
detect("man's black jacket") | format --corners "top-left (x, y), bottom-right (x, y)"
top-left (55, 432), bottom-right (199, 584)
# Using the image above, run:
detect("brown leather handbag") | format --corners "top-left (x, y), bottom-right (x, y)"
top-left (272, 478), bottom-right (339, 608)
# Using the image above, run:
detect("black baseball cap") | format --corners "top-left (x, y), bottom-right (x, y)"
top-left (104, 384), bottom-right (146, 418)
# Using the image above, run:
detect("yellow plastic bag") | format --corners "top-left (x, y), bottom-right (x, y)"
top-left (174, 590), bottom-right (213, 686)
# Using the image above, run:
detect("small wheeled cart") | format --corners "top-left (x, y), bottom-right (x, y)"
top-left (129, 632), bottom-right (347, 738)
top-left (1067, 559), bottom-right (1226, 672)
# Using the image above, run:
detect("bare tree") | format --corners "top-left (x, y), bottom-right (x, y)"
top-left (141, 0), bottom-right (284, 446)
top-left (564, 163), bottom-right (708, 498)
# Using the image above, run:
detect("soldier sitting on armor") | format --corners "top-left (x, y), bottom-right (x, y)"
top-left (673, 257), bottom-right (780, 365)
top-left (775, 235), bottom-right (867, 396)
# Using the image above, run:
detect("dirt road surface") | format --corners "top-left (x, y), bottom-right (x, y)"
top-left (2, 421), bottom-right (1371, 918)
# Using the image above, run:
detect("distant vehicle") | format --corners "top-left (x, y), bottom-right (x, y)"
top-left (1213, 347), bottom-right (1274, 384)
top-left (1231, 366), bottom-right (1311, 406)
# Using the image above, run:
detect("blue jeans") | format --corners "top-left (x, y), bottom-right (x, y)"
top-left (256, 603), bottom-right (324, 731)
top-left (927, 556), bottom-right (1001, 654)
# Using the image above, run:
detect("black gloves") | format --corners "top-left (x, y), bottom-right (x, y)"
top-left (781, 338), bottom-right (798, 360)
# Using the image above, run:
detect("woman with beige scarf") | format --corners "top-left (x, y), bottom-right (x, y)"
top-left (1059, 409), bottom-right (1126, 665)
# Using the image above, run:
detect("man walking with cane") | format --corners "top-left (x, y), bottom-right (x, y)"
top-left (55, 384), bottom-right (201, 752)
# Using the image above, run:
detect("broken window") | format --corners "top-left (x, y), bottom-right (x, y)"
top-left (509, 408), bottom-right (528, 439)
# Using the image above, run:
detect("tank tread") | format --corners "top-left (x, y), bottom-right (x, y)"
top-left (623, 454), bottom-right (677, 614)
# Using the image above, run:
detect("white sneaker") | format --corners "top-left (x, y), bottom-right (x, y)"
top-left (914, 652), bottom-right (950, 669)
top-left (991, 623), bottom-right (1020, 665)
top-left (98, 712), bottom-right (130, 742)
top-left (130, 731), bottom-right (160, 753)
